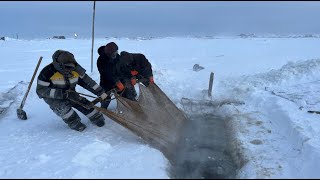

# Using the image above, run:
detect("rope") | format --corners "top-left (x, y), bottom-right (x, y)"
top-left (67, 88), bottom-right (118, 103)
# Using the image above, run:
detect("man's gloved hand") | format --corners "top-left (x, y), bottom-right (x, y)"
top-left (142, 76), bottom-right (154, 87)
top-left (149, 76), bottom-right (154, 84)
top-left (131, 70), bottom-right (138, 76)
top-left (131, 77), bottom-right (137, 86)
top-left (65, 90), bottom-right (81, 101)
top-left (115, 81), bottom-right (125, 92)
top-left (100, 92), bottom-right (108, 101)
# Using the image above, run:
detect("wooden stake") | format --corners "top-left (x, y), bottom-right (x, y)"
top-left (208, 72), bottom-right (214, 97)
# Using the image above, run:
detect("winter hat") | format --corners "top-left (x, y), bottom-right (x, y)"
top-left (52, 50), bottom-right (77, 66)
top-left (52, 50), bottom-right (77, 77)
top-left (104, 42), bottom-right (118, 57)
top-left (98, 46), bottom-right (105, 56)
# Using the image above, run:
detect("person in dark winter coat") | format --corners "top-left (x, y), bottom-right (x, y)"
top-left (97, 42), bottom-right (154, 109)
top-left (36, 50), bottom-right (109, 132)
top-left (97, 43), bottom-right (126, 109)
top-left (116, 47), bottom-right (154, 87)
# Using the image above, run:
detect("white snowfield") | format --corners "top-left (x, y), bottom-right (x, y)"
top-left (1, 37), bottom-right (320, 178)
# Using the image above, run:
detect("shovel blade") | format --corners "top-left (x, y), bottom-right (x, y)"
top-left (17, 108), bottom-right (27, 120)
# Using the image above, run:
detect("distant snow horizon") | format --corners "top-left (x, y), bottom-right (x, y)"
top-left (3, 33), bottom-right (320, 41)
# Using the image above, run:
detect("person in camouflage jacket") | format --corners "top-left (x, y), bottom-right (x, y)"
top-left (36, 50), bottom-right (108, 132)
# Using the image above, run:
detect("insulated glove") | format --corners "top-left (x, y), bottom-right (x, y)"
top-left (142, 76), bottom-right (154, 87)
top-left (100, 92), bottom-right (108, 101)
top-left (149, 76), bottom-right (154, 84)
top-left (131, 70), bottom-right (138, 76)
top-left (116, 81), bottom-right (125, 92)
top-left (131, 77), bottom-right (137, 86)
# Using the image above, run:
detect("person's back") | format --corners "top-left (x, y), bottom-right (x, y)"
top-left (117, 51), bottom-right (153, 85)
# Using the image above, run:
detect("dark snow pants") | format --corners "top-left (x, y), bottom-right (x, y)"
top-left (43, 96), bottom-right (104, 129)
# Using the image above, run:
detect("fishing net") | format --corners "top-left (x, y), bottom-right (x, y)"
top-left (94, 83), bottom-right (188, 159)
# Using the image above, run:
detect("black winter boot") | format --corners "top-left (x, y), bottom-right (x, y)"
top-left (63, 111), bottom-right (87, 132)
top-left (69, 121), bottom-right (87, 132)
top-left (89, 112), bottom-right (105, 127)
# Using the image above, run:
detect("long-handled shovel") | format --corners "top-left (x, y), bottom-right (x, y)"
top-left (17, 56), bottom-right (43, 120)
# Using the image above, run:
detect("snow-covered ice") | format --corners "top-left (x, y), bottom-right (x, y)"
top-left (1, 36), bottom-right (320, 178)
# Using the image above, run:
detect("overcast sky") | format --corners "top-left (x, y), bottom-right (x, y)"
top-left (1, 1), bottom-right (320, 39)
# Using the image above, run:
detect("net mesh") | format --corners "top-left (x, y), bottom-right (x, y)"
top-left (94, 83), bottom-right (188, 159)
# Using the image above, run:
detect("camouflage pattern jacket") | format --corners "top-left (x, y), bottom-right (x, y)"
top-left (36, 63), bottom-right (105, 100)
